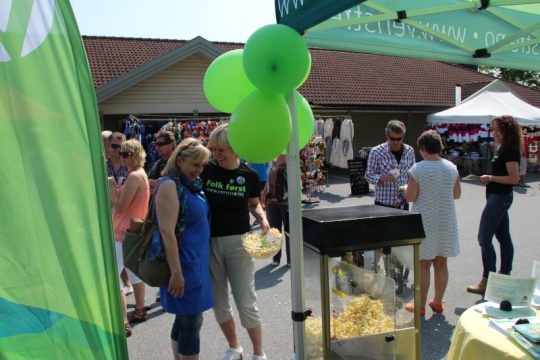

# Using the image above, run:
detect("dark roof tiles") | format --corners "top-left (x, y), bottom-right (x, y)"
top-left (83, 36), bottom-right (540, 109)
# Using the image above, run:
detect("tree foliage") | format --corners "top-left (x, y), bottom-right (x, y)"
top-left (479, 66), bottom-right (540, 89)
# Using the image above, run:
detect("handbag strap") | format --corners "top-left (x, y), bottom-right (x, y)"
top-left (139, 180), bottom-right (164, 258)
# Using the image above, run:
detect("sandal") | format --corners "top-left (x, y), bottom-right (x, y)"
top-left (128, 308), bottom-right (148, 323)
top-left (125, 322), bottom-right (133, 337)
top-left (428, 300), bottom-right (444, 313)
top-left (405, 302), bottom-right (425, 316)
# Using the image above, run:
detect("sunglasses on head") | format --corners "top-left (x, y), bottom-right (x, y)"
top-left (183, 140), bottom-right (201, 149)
top-left (119, 151), bottom-right (132, 158)
top-left (110, 144), bottom-right (121, 150)
top-left (156, 140), bottom-right (174, 147)
top-left (177, 140), bottom-right (202, 155)
top-left (388, 136), bottom-right (403, 142)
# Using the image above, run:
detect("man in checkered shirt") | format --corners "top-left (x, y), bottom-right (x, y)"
top-left (365, 120), bottom-right (416, 210)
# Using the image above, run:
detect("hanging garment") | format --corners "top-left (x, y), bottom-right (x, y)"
top-left (340, 118), bottom-right (355, 166)
top-left (315, 118), bottom-right (325, 137)
top-left (323, 119), bottom-right (334, 164)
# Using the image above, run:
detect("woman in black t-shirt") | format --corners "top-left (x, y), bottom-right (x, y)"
top-left (201, 123), bottom-right (269, 360)
top-left (467, 116), bottom-right (522, 295)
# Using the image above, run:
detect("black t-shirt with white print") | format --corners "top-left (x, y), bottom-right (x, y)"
top-left (201, 159), bottom-right (261, 237)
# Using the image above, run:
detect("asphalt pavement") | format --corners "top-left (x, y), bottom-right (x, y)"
top-left (126, 167), bottom-right (540, 360)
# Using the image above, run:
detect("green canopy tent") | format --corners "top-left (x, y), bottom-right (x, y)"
top-left (276, 0), bottom-right (540, 71)
top-left (273, 1), bottom-right (540, 358)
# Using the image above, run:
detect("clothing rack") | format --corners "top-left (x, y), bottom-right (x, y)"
top-left (314, 115), bottom-right (351, 119)
top-left (130, 115), bottom-right (229, 123)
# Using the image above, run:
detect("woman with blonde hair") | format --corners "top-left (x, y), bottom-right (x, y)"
top-left (108, 139), bottom-right (150, 336)
top-left (155, 138), bottom-right (213, 360)
top-left (201, 123), bottom-right (269, 360)
top-left (154, 138), bottom-right (214, 360)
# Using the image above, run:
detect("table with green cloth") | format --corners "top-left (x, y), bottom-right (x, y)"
top-left (447, 306), bottom-right (538, 360)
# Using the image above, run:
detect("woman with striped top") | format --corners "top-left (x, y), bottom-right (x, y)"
top-left (403, 130), bottom-right (461, 315)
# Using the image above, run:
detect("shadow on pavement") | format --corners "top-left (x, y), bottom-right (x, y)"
top-left (420, 314), bottom-right (455, 360)
top-left (254, 264), bottom-right (290, 291)
top-left (314, 191), bottom-right (349, 204)
top-left (513, 186), bottom-right (529, 194)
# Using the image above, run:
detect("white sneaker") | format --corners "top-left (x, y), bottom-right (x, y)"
top-left (123, 285), bottom-right (133, 296)
top-left (252, 354), bottom-right (267, 360)
top-left (222, 346), bottom-right (243, 360)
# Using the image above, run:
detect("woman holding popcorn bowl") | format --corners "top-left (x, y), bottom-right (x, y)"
top-left (201, 122), bottom-right (269, 360)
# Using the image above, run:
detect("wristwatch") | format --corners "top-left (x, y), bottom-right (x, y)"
top-left (488, 175), bottom-right (493, 182)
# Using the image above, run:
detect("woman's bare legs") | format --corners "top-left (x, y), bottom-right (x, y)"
top-left (432, 256), bottom-right (448, 305)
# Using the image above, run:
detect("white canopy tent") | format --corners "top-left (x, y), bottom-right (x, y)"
top-left (427, 86), bottom-right (540, 125)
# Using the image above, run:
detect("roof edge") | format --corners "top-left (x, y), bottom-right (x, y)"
top-left (96, 36), bottom-right (225, 102)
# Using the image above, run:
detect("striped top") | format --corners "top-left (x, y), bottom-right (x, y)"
top-left (409, 158), bottom-right (459, 260)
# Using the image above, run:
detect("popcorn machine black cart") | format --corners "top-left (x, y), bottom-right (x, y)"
top-left (302, 205), bottom-right (425, 360)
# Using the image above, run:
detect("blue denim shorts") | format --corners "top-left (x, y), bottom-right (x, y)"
top-left (170, 313), bottom-right (203, 356)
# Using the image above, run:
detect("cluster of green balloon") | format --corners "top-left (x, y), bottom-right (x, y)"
top-left (203, 49), bottom-right (257, 113)
top-left (230, 25), bottom-right (311, 162)
top-left (228, 91), bottom-right (292, 163)
top-left (204, 24), bottom-right (312, 163)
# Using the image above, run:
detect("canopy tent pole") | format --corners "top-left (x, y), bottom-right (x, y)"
top-left (286, 89), bottom-right (307, 359)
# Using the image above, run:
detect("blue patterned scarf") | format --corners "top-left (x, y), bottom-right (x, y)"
top-left (149, 171), bottom-right (207, 260)
top-left (168, 170), bottom-right (206, 245)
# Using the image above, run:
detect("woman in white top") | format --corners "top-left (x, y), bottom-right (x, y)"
top-left (403, 130), bottom-right (461, 316)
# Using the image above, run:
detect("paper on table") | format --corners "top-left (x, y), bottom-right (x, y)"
top-left (472, 301), bottom-right (536, 318)
top-left (514, 322), bottom-right (540, 343)
top-left (484, 272), bottom-right (536, 307)
top-left (532, 260), bottom-right (540, 307)
top-left (484, 304), bottom-right (537, 319)
top-left (489, 317), bottom-right (540, 358)
top-left (507, 328), bottom-right (540, 358)
top-left (489, 317), bottom-right (536, 336)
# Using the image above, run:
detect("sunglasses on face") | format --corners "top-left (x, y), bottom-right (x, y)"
top-left (388, 136), bottom-right (403, 142)
top-left (119, 151), bottom-right (132, 158)
top-left (110, 144), bottom-right (121, 150)
top-left (156, 140), bottom-right (174, 147)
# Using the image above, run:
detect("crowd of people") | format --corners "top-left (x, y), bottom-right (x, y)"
top-left (102, 114), bottom-right (524, 359)
top-left (103, 123), bottom-right (269, 359)
top-left (364, 117), bottom-right (522, 315)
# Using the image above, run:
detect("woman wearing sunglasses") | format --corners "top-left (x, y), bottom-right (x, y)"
top-left (108, 139), bottom-right (150, 336)
top-left (154, 138), bottom-right (213, 360)
top-left (201, 123), bottom-right (269, 360)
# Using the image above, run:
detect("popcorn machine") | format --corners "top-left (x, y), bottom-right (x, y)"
top-left (301, 205), bottom-right (425, 360)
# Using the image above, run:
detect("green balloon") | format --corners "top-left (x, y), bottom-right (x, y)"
top-left (296, 92), bottom-right (315, 148)
top-left (203, 49), bottom-right (257, 113)
top-left (243, 24), bottom-right (311, 94)
top-left (229, 91), bottom-right (292, 163)
top-left (298, 52), bottom-right (312, 88)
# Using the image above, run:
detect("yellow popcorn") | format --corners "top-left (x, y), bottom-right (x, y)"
top-left (304, 295), bottom-right (394, 359)
top-left (242, 228), bottom-right (283, 259)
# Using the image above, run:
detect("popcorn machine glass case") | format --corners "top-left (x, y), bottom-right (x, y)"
top-left (302, 205), bottom-right (425, 360)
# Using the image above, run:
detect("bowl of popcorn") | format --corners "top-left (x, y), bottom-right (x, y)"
top-left (242, 228), bottom-right (283, 259)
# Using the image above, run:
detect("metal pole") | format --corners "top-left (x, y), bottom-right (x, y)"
top-left (286, 89), bottom-right (306, 359)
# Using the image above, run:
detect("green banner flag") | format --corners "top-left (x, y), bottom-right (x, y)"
top-left (0, 1), bottom-right (127, 358)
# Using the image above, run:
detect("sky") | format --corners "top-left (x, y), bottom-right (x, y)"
top-left (70, 0), bottom-right (277, 43)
